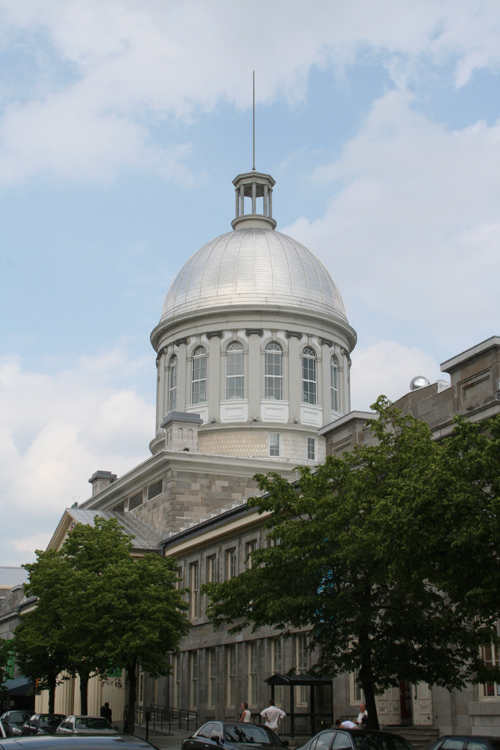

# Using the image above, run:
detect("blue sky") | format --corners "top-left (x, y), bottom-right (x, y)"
top-left (1, 0), bottom-right (500, 565)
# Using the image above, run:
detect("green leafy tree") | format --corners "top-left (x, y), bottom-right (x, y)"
top-left (204, 398), bottom-right (493, 729)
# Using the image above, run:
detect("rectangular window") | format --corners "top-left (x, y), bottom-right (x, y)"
top-left (129, 490), bottom-right (143, 510)
top-left (113, 500), bottom-right (125, 512)
top-left (206, 554), bottom-right (217, 583)
top-left (272, 638), bottom-right (283, 705)
top-left (225, 548), bottom-right (237, 580)
top-left (269, 433), bottom-right (280, 457)
top-left (248, 642), bottom-right (258, 707)
top-left (173, 654), bottom-right (180, 708)
top-left (227, 645), bottom-right (236, 708)
top-left (189, 652), bottom-right (198, 709)
top-left (245, 540), bottom-right (257, 569)
top-left (226, 343), bottom-right (244, 399)
top-left (307, 437), bottom-right (316, 461)
top-left (295, 634), bottom-right (309, 706)
top-left (189, 562), bottom-right (199, 619)
top-left (480, 644), bottom-right (500, 698)
top-left (148, 479), bottom-right (163, 500)
top-left (138, 671), bottom-right (144, 705)
top-left (208, 649), bottom-right (217, 708)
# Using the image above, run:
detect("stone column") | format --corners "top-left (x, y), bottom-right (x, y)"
top-left (207, 332), bottom-right (222, 421)
top-left (246, 330), bottom-right (262, 419)
top-left (177, 343), bottom-right (188, 410)
top-left (321, 341), bottom-right (332, 424)
top-left (287, 333), bottom-right (301, 422)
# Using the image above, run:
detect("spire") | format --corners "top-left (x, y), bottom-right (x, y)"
top-left (231, 72), bottom-right (277, 231)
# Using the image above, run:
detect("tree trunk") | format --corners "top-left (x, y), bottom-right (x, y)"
top-left (125, 661), bottom-right (138, 736)
top-left (80, 674), bottom-right (89, 715)
top-left (48, 674), bottom-right (56, 715)
top-left (358, 595), bottom-right (380, 730)
top-left (361, 680), bottom-right (379, 731)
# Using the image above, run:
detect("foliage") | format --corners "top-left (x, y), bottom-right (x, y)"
top-left (14, 517), bottom-right (190, 732)
top-left (204, 397), bottom-right (495, 729)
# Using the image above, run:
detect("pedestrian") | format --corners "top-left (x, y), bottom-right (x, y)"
top-left (239, 702), bottom-right (251, 723)
top-left (356, 703), bottom-right (367, 727)
top-left (260, 699), bottom-right (286, 734)
top-left (335, 719), bottom-right (358, 729)
top-left (100, 702), bottom-right (112, 723)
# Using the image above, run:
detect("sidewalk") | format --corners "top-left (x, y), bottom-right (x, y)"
top-left (133, 725), bottom-right (192, 750)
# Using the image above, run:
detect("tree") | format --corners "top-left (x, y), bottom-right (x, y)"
top-left (15, 517), bottom-right (190, 731)
top-left (204, 398), bottom-right (493, 729)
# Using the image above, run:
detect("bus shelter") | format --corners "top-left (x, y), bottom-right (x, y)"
top-left (264, 674), bottom-right (333, 737)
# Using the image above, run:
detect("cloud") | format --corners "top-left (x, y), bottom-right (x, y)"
top-left (0, 349), bottom-right (154, 565)
top-left (350, 340), bottom-right (442, 411)
top-left (282, 88), bottom-right (500, 354)
top-left (1, 1), bottom-right (500, 184)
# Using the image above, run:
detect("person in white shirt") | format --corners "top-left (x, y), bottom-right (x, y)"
top-left (356, 703), bottom-right (368, 727)
top-left (260, 700), bottom-right (286, 733)
top-left (335, 719), bottom-right (358, 729)
top-left (239, 702), bottom-right (251, 723)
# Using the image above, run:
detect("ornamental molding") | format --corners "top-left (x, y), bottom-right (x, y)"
top-left (206, 330), bottom-right (224, 339)
top-left (285, 330), bottom-right (303, 340)
top-left (320, 337), bottom-right (333, 347)
top-left (245, 328), bottom-right (264, 337)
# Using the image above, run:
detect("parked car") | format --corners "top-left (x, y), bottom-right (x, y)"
top-left (0, 714), bottom-right (32, 737)
top-left (429, 737), bottom-right (500, 750)
top-left (296, 728), bottom-right (416, 750)
top-left (0, 734), bottom-right (159, 750)
top-left (182, 721), bottom-right (288, 750)
top-left (22, 713), bottom-right (67, 735)
top-left (55, 716), bottom-right (117, 736)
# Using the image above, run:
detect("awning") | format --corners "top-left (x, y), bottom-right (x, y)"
top-left (265, 673), bottom-right (332, 686)
top-left (1, 677), bottom-right (34, 696)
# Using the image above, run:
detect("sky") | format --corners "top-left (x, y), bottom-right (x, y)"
top-left (1, 0), bottom-right (500, 566)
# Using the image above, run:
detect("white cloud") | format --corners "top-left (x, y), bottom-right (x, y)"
top-left (1, 1), bottom-right (500, 184)
top-left (282, 88), bottom-right (500, 354)
top-left (0, 349), bottom-right (154, 565)
top-left (350, 340), bottom-right (442, 411)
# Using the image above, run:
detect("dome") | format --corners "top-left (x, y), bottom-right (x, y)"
top-left (160, 227), bottom-right (347, 324)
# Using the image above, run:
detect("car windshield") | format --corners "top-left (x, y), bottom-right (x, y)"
top-left (75, 718), bottom-right (111, 729)
top-left (40, 716), bottom-right (65, 728)
top-left (225, 724), bottom-right (281, 745)
top-left (6, 713), bottom-right (29, 723)
top-left (352, 734), bottom-right (415, 750)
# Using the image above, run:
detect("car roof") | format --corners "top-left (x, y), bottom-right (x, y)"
top-left (0, 735), bottom-right (158, 749)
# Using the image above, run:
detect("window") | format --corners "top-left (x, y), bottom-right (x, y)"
top-left (148, 479), bottom-right (163, 500)
top-left (302, 347), bottom-right (317, 404)
top-left (350, 670), bottom-right (364, 704)
top-left (189, 652), bottom-right (198, 709)
top-left (192, 346), bottom-right (207, 404)
top-left (295, 634), bottom-right (309, 705)
top-left (226, 645), bottom-right (236, 708)
top-left (173, 654), bottom-right (180, 708)
top-left (225, 548), bottom-right (237, 579)
top-left (331, 356), bottom-right (339, 411)
top-left (129, 491), bottom-right (143, 510)
top-left (307, 437), bottom-right (316, 461)
top-left (208, 649), bottom-right (217, 708)
top-left (226, 342), bottom-right (244, 399)
top-left (480, 644), bottom-right (500, 697)
top-left (169, 355), bottom-right (178, 411)
top-left (189, 562), bottom-right (199, 619)
top-left (272, 638), bottom-right (282, 705)
top-left (245, 540), bottom-right (257, 569)
top-left (248, 642), bottom-right (257, 706)
top-left (265, 343), bottom-right (283, 400)
top-left (206, 555), bottom-right (217, 583)
top-left (269, 433), bottom-right (280, 457)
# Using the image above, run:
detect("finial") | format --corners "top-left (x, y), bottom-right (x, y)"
top-left (252, 71), bottom-right (256, 171)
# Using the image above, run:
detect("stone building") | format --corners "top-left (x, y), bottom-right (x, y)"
top-left (29, 160), bottom-right (500, 737)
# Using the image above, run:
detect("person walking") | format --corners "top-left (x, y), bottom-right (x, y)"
top-left (100, 702), bottom-right (112, 723)
top-left (260, 700), bottom-right (285, 734)
top-left (239, 702), bottom-right (251, 723)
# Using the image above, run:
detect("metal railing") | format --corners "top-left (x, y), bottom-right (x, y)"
top-left (135, 705), bottom-right (198, 732)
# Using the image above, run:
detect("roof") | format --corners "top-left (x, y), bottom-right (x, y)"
top-left (160, 228), bottom-right (347, 324)
top-left (2, 676), bottom-right (34, 695)
top-left (57, 509), bottom-right (161, 552)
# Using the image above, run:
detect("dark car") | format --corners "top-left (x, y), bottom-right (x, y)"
top-left (296, 728), bottom-right (416, 750)
top-left (429, 737), bottom-right (500, 750)
top-left (0, 735), bottom-right (159, 750)
top-left (55, 717), bottom-right (117, 736)
top-left (0, 714), bottom-right (32, 738)
top-left (182, 721), bottom-right (288, 750)
top-left (22, 714), bottom-right (67, 735)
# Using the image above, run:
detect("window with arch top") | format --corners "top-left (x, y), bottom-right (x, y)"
top-left (168, 355), bottom-right (178, 411)
top-left (226, 341), bottom-right (244, 399)
top-left (302, 347), bottom-right (317, 404)
top-left (331, 356), bottom-right (339, 411)
top-left (265, 342), bottom-right (283, 400)
top-left (192, 346), bottom-right (207, 404)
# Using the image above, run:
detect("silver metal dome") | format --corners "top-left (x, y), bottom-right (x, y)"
top-left (160, 228), bottom-right (347, 323)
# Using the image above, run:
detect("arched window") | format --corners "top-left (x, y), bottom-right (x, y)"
top-left (192, 346), bottom-right (207, 404)
top-left (168, 355), bottom-right (178, 411)
top-left (302, 347), bottom-right (317, 404)
top-left (265, 342), bottom-right (283, 400)
top-left (331, 356), bottom-right (339, 411)
top-left (226, 342), bottom-right (244, 399)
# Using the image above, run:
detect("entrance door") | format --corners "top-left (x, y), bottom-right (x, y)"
top-left (399, 682), bottom-right (412, 724)
top-left (412, 682), bottom-right (433, 725)
top-left (375, 686), bottom-right (401, 726)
